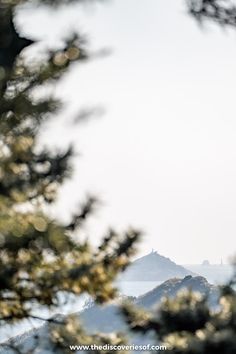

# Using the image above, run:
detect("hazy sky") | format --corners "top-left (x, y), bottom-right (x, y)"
top-left (18, 0), bottom-right (236, 264)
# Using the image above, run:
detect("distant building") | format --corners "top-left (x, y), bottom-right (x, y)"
top-left (202, 260), bottom-right (210, 266)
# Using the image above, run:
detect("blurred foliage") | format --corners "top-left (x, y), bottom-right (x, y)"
top-left (0, 0), bottom-right (140, 352)
top-left (1, 0), bottom-right (236, 352)
top-left (45, 314), bottom-right (128, 354)
top-left (123, 273), bottom-right (236, 353)
top-left (188, 0), bottom-right (236, 28)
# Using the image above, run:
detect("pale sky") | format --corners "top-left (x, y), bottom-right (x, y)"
top-left (17, 0), bottom-right (236, 264)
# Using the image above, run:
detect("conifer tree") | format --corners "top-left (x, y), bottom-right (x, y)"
top-left (0, 0), bottom-right (140, 352)
top-left (1, 0), bottom-right (236, 352)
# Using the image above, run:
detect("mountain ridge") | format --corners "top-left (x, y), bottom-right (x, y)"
top-left (121, 251), bottom-right (195, 281)
top-left (0, 275), bottom-right (218, 353)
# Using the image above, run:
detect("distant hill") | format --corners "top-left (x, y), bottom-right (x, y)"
top-left (0, 276), bottom-right (218, 353)
top-left (120, 251), bottom-right (194, 281)
top-left (81, 276), bottom-right (218, 333)
top-left (136, 275), bottom-right (218, 309)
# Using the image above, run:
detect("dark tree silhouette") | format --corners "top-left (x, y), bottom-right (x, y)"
top-left (0, 0), bottom-right (140, 352)
top-left (188, 0), bottom-right (236, 28)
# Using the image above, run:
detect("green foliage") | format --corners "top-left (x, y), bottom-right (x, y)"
top-left (44, 314), bottom-right (128, 354)
top-left (123, 275), bottom-right (236, 353)
top-left (0, 0), bottom-right (140, 351)
top-left (1, 0), bottom-right (236, 352)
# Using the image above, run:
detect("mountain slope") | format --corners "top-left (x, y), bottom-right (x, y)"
top-left (0, 276), bottom-right (218, 353)
top-left (136, 275), bottom-right (218, 308)
top-left (81, 276), bottom-right (218, 333)
top-left (121, 251), bottom-right (194, 281)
